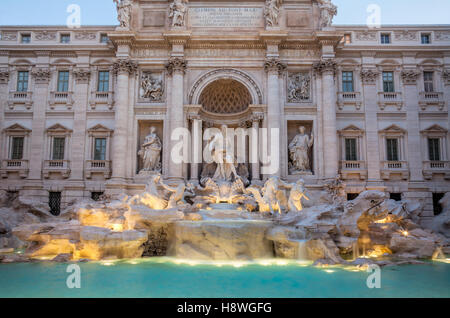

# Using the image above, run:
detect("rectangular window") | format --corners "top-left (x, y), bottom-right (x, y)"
top-left (390, 193), bottom-right (402, 201)
top-left (345, 138), bottom-right (358, 161)
top-left (382, 72), bottom-right (395, 92)
top-left (433, 193), bottom-right (444, 216)
top-left (94, 138), bottom-right (107, 161)
top-left (60, 34), bottom-right (70, 43)
top-left (97, 71), bottom-right (110, 92)
top-left (342, 71), bottom-right (354, 92)
top-left (381, 33), bottom-right (391, 44)
top-left (10, 137), bottom-right (24, 160)
top-left (91, 192), bottom-right (104, 201)
top-left (17, 71), bottom-right (29, 92)
top-left (424, 71), bottom-right (434, 92)
top-left (386, 138), bottom-right (399, 161)
top-left (52, 137), bottom-right (65, 160)
top-left (421, 34), bottom-right (431, 44)
top-left (57, 71), bottom-right (70, 92)
top-left (49, 192), bottom-right (61, 216)
top-left (21, 34), bottom-right (31, 43)
top-left (344, 34), bottom-right (352, 44)
top-left (428, 138), bottom-right (441, 161)
top-left (100, 34), bottom-right (109, 43)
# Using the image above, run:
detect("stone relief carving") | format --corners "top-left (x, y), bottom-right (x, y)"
top-left (73, 68), bottom-right (91, 83)
top-left (112, 59), bottom-right (138, 75)
top-left (316, 0), bottom-right (337, 29)
top-left (360, 69), bottom-right (379, 84)
top-left (35, 31), bottom-right (56, 41)
top-left (313, 59), bottom-right (337, 74)
top-left (355, 31), bottom-right (377, 41)
top-left (264, 0), bottom-right (282, 27)
top-left (0, 69), bottom-right (9, 84)
top-left (289, 126), bottom-right (314, 173)
top-left (443, 70), bottom-right (450, 84)
top-left (74, 32), bottom-right (97, 40)
top-left (287, 179), bottom-right (310, 212)
top-left (140, 72), bottom-right (164, 102)
top-left (246, 177), bottom-right (291, 214)
top-left (31, 68), bottom-right (51, 84)
top-left (401, 70), bottom-right (420, 84)
top-left (394, 31), bottom-right (418, 41)
top-left (287, 72), bottom-right (311, 102)
top-left (1, 32), bottom-right (17, 41)
top-left (165, 57), bottom-right (187, 75)
top-left (435, 31), bottom-right (450, 41)
top-left (138, 126), bottom-right (162, 173)
top-left (113, 0), bottom-right (132, 29)
top-left (169, 0), bottom-right (188, 27)
top-left (264, 58), bottom-right (287, 75)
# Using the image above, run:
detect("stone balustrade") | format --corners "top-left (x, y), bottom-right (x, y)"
top-left (0, 159), bottom-right (29, 178)
top-left (43, 160), bottom-right (71, 178)
top-left (7, 91), bottom-right (33, 109)
top-left (85, 160), bottom-right (112, 179)
top-left (89, 91), bottom-right (114, 110)
top-left (49, 91), bottom-right (74, 109)
top-left (377, 92), bottom-right (403, 110)
top-left (337, 91), bottom-right (362, 110)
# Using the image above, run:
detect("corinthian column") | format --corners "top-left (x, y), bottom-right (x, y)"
top-left (166, 57), bottom-right (187, 182)
top-left (110, 59), bottom-right (137, 182)
top-left (314, 59), bottom-right (338, 179)
top-left (264, 58), bottom-right (286, 177)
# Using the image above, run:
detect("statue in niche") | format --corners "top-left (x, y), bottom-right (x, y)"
top-left (264, 0), bottom-right (282, 27)
top-left (140, 73), bottom-right (164, 102)
top-left (169, 0), bottom-right (188, 27)
top-left (316, 0), bottom-right (337, 29)
top-left (287, 179), bottom-right (310, 212)
top-left (138, 126), bottom-right (162, 173)
top-left (209, 125), bottom-right (239, 182)
top-left (289, 126), bottom-right (314, 173)
top-left (288, 73), bottom-right (311, 102)
top-left (113, 0), bottom-right (132, 29)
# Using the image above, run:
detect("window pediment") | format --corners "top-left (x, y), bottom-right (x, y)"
top-left (88, 124), bottom-right (113, 137)
top-left (46, 123), bottom-right (72, 136)
top-left (339, 125), bottom-right (364, 136)
top-left (4, 123), bottom-right (31, 134)
top-left (379, 124), bottom-right (407, 135)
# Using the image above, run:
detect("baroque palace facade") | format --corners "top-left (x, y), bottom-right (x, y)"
top-left (0, 0), bottom-right (449, 226)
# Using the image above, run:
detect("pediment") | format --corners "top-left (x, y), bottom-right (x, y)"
top-left (46, 123), bottom-right (72, 133)
top-left (88, 124), bottom-right (113, 132)
top-left (421, 124), bottom-right (448, 133)
top-left (4, 123), bottom-right (31, 132)
top-left (379, 124), bottom-right (407, 134)
top-left (339, 125), bottom-right (364, 135)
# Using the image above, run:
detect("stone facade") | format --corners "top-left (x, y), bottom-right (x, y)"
top-left (0, 0), bottom-right (449, 226)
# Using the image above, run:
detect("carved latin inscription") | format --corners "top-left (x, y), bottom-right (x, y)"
top-left (189, 8), bottom-right (264, 28)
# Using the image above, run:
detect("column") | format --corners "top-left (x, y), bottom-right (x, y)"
top-left (189, 117), bottom-right (202, 183)
top-left (250, 116), bottom-right (261, 182)
top-left (0, 69), bottom-right (9, 148)
top-left (70, 68), bottom-right (90, 181)
top-left (314, 60), bottom-right (338, 179)
top-left (28, 67), bottom-right (51, 180)
top-left (264, 58), bottom-right (285, 177)
top-left (361, 69), bottom-right (382, 184)
top-left (166, 57), bottom-right (187, 182)
top-left (110, 59), bottom-right (137, 182)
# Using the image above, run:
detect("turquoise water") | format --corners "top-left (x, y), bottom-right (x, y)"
top-left (0, 258), bottom-right (449, 298)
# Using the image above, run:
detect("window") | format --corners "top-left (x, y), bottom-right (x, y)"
top-left (49, 192), bottom-right (61, 216)
top-left (390, 193), bottom-right (402, 201)
top-left (433, 193), bottom-right (445, 215)
top-left (381, 33), bottom-right (391, 44)
top-left (91, 192), bottom-right (104, 201)
top-left (421, 33), bottom-right (431, 44)
top-left (345, 138), bottom-right (357, 161)
top-left (100, 34), bottom-right (109, 43)
top-left (424, 71), bottom-right (434, 92)
top-left (52, 137), bottom-right (65, 160)
top-left (428, 138), bottom-right (441, 161)
top-left (21, 34), bottom-right (31, 43)
top-left (16, 71), bottom-right (29, 92)
top-left (60, 34), bottom-right (70, 43)
top-left (382, 72), bottom-right (395, 92)
top-left (386, 138), bottom-right (399, 161)
top-left (10, 137), bottom-right (24, 160)
top-left (94, 138), bottom-right (107, 161)
top-left (97, 71), bottom-right (110, 92)
top-left (57, 71), bottom-right (70, 92)
top-left (342, 71), bottom-right (354, 92)
top-left (347, 193), bottom-right (359, 201)
top-left (343, 34), bottom-right (352, 44)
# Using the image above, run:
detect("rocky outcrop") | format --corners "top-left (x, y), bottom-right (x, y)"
top-left (431, 192), bottom-right (450, 238)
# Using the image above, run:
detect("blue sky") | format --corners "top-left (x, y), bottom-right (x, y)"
top-left (0, 0), bottom-right (449, 26)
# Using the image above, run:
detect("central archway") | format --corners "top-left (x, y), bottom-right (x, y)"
top-left (199, 79), bottom-right (252, 114)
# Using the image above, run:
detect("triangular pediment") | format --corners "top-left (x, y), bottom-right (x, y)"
top-left (340, 125), bottom-right (363, 132)
top-left (4, 123), bottom-right (31, 132)
top-left (46, 123), bottom-right (72, 132)
top-left (421, 124), bottom-right (447, 133)
top-left (88, 124), bottom-right (112, 132)
top-left (379, 124), bottom-right (406, 134)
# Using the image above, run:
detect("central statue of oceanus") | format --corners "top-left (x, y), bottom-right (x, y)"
top-left (208, 124), bottom-right (239, 182)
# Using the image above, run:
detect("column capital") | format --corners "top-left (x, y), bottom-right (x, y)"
top-left (31, 68), bottom-right (51, 84)
top-left (360, 68), bottom-right (379, 85)
top-left (313, 59), bottom-right (337, 76)
top-left (112, 58), bottom-right (138, 75)
top-left (165, 57), bottom-right (187, 76)
top-left (401, 69), bottom-right (421, 85)
top-left (73, 68), bottom-right (91, 84)
top-left (264, 58), bottom-right (286, 75)
top-left (0, 69), bottom-right (9, 84)
top-left (443, 69), bottom-right (450, 85)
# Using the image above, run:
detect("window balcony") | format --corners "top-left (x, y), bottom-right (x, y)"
top-left (419, 92), bottom-right (445, 110)
top-left (0, 159), bottom-right (29, 178)
top-left (339, 160), bottom-right (367, 180)
top-left (85, 160), bottom-right (111, 179)
top-left (337, 92), bottom-right (362, 110)
top-left (423, 161), bottom-right (450, 180)
top-left (49, 91), bottom-right (74, 109)
top-left (380, 160), bottom-right (409, 180)
top-left (43, 160), bottom-right (70, 178)
top-left (377, 92), bottom-right (403, 110)
top-left (89, 91), bottom-right (114, 110)
top-left (7, 91), bottom-right (33, 110)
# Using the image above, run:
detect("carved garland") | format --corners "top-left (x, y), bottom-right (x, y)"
top-left (73, 68), bottom-right (91, 83)
top-left (360, 69), bottom-right (379, 84)
top-left (313, 59), bottom-right (337, 75)
top-left (442, 70), bottom-right (450, 84)
top-left (401, 70), bottom-right (420, 84)
top-left (31, 68), bottom-right (51, 84)
top-left (0, 69), bottom-right (9, 84)
top-left (165, 57), bottom-right (187, 75)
